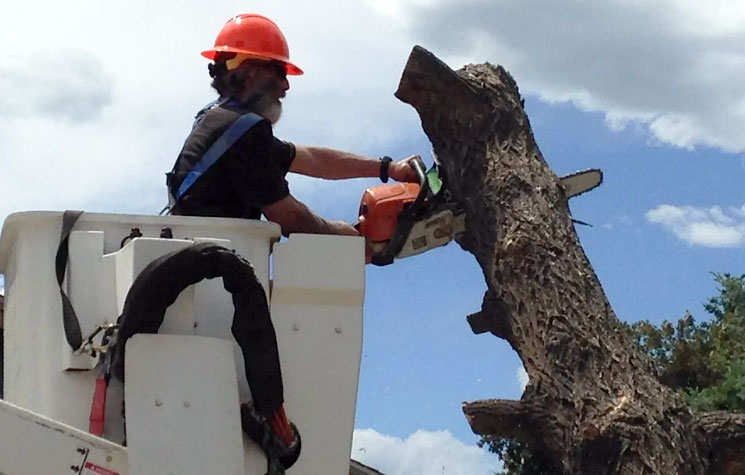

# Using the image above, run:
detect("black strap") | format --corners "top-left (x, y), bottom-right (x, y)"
top-left (111, 243), bottom-right (285, 417)
top-left (55, 210), bottom-right (84, 351)
top-left (379, 156), bottom-right (393, 183)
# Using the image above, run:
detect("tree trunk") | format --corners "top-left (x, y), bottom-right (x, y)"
top-left (394, 46), bottom-right (745, 475)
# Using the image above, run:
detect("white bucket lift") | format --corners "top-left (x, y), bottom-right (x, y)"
top-left (0, 211), bottom-right (365, 475)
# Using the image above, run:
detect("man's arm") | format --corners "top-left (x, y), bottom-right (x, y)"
top-left (262, 194), bottom-right (359, 237)
top-left (290, 145), bottom-right (420, 182)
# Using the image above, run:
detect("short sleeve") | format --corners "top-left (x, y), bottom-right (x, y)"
top-left (272, 139), bottom-right (296, 173)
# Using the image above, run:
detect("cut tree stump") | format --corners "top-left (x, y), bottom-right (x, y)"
top-left (394, 45), bottom-right (745, 475)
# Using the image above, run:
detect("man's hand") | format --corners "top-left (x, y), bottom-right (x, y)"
top-left (328, 220), bottom-right (360, 236)
top-left (389, 155), bottom-right (422, 183)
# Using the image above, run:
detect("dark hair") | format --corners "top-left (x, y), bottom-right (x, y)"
top-left (207, 52), bottom-right (249, 98)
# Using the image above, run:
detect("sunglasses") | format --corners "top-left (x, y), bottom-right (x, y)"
top-left (261, 60), bottom-right (288, 80)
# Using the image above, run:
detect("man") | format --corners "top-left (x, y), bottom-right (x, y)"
top-left (168, 13), bottom-right (419, 241)
top-left (166, 13), bottom-right (419, 469)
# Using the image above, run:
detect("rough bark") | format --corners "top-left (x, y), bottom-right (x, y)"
top-left (394, 46), bottom-right (745, 475)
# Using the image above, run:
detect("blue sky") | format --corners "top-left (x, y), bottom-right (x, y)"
top-left (2, 1), bottom-right (744, 473)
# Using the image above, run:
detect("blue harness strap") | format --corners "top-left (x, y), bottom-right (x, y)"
top-left (174, 111), bottom-right (263, 204)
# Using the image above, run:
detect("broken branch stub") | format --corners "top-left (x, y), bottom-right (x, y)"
top-left (395, 45), bottom-right (744, 474)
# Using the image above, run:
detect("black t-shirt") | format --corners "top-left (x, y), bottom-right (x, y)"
top-left (170, 102), bottom-right (295, 219)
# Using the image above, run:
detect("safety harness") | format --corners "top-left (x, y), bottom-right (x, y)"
top-left (55, 216), bottom-right (300, 473)
top-left (164, 98), bottom-right (264, 214)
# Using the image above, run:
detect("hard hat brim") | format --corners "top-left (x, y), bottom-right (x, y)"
top-left (201, 48), bottom-right (303, 75)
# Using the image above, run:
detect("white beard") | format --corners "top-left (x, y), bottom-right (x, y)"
top-left (252, 89), bottom-right (283, 124)
top-left (260, 100), bottom-right (283, 124)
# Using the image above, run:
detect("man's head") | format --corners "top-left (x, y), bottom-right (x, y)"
top-left (202, 14), bottom-right (302, 123)
top-left (209, 55), bottom-right (289, 123)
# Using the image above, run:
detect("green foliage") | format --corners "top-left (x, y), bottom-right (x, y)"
top-left (625, 311), bottom-right (720, 394)
top-left (482, 273), bottom-right (745, 474)
top-left (687, 273), bottom-right (745, 411)
top-left (478, 438), bottom-right (523, 475)
top-left (478, 438), bottom-right (560, 475)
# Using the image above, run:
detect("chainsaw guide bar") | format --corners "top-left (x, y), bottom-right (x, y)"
top-left (358, 161), bottom-right (604, 265)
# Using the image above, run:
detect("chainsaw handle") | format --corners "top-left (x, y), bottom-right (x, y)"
top-left (410, 156), bottom-right (427, 182)
top-left (409, 157), bottom-right (428, 209)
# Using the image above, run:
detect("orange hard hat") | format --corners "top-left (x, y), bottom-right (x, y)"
top-left (202, 14), bottom-right (303, 75)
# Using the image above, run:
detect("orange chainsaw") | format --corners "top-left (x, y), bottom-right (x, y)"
top-left (357, 158), bottom-right (462, 266)
top-left (357, 158), bottom-right (603, 266)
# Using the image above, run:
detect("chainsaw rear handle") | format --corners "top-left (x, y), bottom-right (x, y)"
top-left (371, 157), bottom-right (429, 266)
top-left (408, 156), bottom-right (428, 204)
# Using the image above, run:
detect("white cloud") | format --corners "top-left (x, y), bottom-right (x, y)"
top-left (0, 51), bottom-right (113, 123)
top-left (516, 365), bottom-right (529, 392)
top-left (352, 429), bottom-right (499, 475)
top-left (646, 204), bottom-right (745, 247)
top-left (603, 215), bottom-right (634, 231)
top-left (398, 0), bottom-right (745, 152)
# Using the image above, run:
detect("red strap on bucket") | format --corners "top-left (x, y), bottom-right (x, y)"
top-left (89, 373), bottom-right (108, 436)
